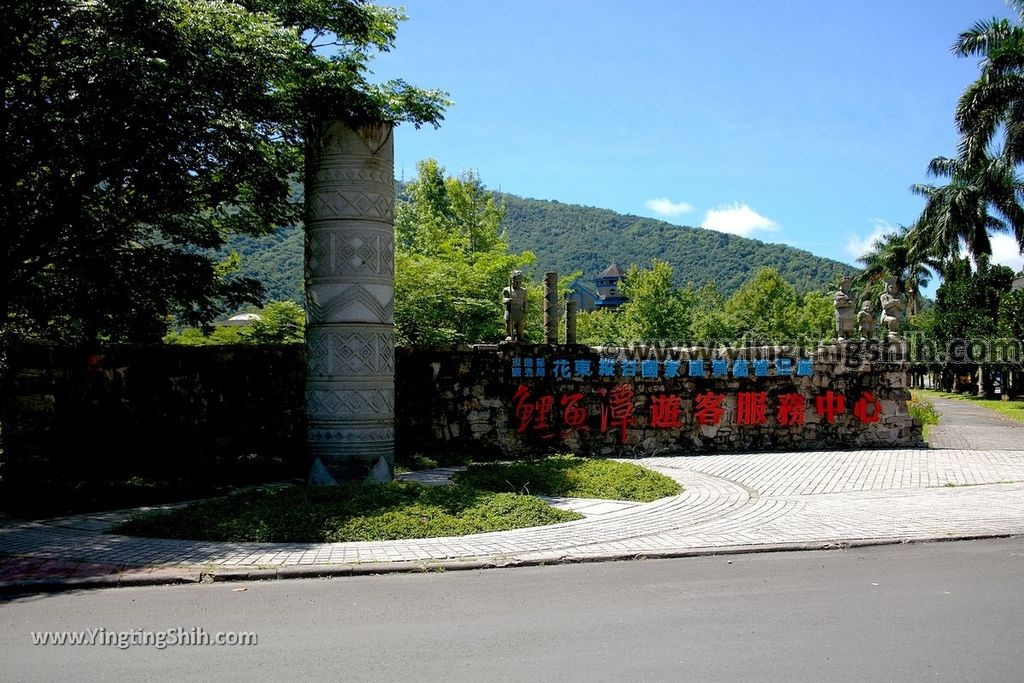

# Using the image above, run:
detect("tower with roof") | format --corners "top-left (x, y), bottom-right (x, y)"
top-left (594, 263), bottom-right (628, 308)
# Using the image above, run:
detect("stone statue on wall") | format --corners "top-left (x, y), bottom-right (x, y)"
top-left (503, 270), bottom-right (527, 341)
top-left (879, 277), bottom-right (904, 338)
top-left (834, 277), bottom-right (855, 339)
top-left (857, 299), bottom-right (875, 339)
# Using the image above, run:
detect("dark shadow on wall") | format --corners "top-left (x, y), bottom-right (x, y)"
top-left (1, 343), bottom-right (308, 518)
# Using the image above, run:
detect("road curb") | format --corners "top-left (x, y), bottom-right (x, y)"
top-left (1, 532), bottom-right (1018, 595)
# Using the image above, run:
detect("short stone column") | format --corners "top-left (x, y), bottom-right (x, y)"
top-left (543, 272), bottom-right (559, 344)
top-left (304, 120), bottom-right (395, 484)
top-left (565, 299), bottom-right (578, 345)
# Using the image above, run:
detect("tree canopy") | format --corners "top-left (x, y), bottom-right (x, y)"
top-left (857, 225), bottom-right (937, 317)
top-left (394, 159), bottom-right (535, 345)
top-left (908, 3), bottom-right (1024, 272)
top-left (574, 264), bottom-right (836, 346)
top-left (2, 0), bottom-right (447, 344)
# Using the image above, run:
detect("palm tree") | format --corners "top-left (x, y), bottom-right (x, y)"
top-left (857, 225), bottom-right (938, 317)
top-left (953, 11), bottom-right (1024, 167)
top-left (908, 153), bottom-right (1024, 268)
top-left (947, 5), bottom-right (1024, 256)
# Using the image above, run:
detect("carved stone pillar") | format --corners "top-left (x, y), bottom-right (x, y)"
top-left (304, 121), bottom-right (395, 484)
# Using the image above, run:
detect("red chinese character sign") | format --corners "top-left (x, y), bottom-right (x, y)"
top-left (512, 385), bottom-right (555, 439)
top-left (694, 391), bottom-right (725, 426)
top-left (853, 391), bottom-right (883, 424)
top-left (815, 391), bottom-right (846, 424)
top-left (599, 384), bottom-right (635, 444)
top-left (560, 393), bottom-right (589, 435)
top-left (736, 392), bottom-right (767, 425)
top-left (775, 393), bottom-right (806, 426)
top-left (506, 355), bottom-right (903, 451)
top-left (649, 394), bottom-right (683, 429)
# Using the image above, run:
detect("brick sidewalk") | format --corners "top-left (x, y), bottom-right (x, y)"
top-left (926, 394), bottom-right (1024, 450)
top-left (2, 396), bottom-right (1023, 591)
top-left (3, 445), bottom-right (1024, 590)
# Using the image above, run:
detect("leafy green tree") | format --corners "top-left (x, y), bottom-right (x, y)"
top-left (576, 267), bottom-right (835, 346)
top-left (933, 257), bottom-right (1015, 340)
top-left (2, 0), bottom-right (446, 344)
top-left (930, 257), bottom-right (1016, 393)
top-left (906, 2), bottom-right (1024, 268)
top-left (794, 291), bottom-right (836, 340)
top-left (397, 159), bottom-right (506, 256)
top-left (688, 282), bottom-right (730, 341)
top-left (574, 309), bottom-right (623, 346)
top-left (616, 260), bottom-right (693, 343)
top-left (243, 300), bottom-right (305, 344)
top-left (720, 268), bottom-right (800, 342)
top-left (163, 326), bottom-right (247, 346)
top-left (998, 287), bottom-right (1024, 338)
top-left (394, 160), bottom-right (534, 345)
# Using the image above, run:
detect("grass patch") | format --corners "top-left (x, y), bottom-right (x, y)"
top-left (394, 451), bottom-right (476, 473)
top-left (917, 389), bottom-right (1024, 423)
top-left (452, 456), bottom-right (682, 502)
top-left (111, 482), bottom-right (582, 543)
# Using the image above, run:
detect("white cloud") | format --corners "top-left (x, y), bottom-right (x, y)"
top-left (991, 233), bottom-right (1024, 273)
top-left (645, 197), bottom-right (694, 217)
top-left (700, 203), bottom-right (779, 237)
top-left (844, 220), bottom-right (891, 261)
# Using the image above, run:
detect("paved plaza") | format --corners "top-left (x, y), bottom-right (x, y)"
top-left (2, 395), bottom-right (1024, 591)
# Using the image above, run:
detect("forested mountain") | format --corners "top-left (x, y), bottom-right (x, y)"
top-left (499, 194), bottom-right (855, 294)
top-left (223, 228), bottom-right (304, 304)
top-left (223, 191), bottom-right (856, 305)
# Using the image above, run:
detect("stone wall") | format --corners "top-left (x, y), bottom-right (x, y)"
top-left (395, 344), bottom-right (923, 458)
top-left (2, 342), bottom-right (922, 493)
top-left (1, 343), bottom-right (307, 496)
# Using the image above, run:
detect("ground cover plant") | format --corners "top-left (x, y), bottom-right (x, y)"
top-left (908, 392), bottom-right (941, 439)
top-left (917, 389), bottom-right (1024, 424)
top-left (452, 456), bottom-right (682, 502)
top-left (112, 482), bottom-right (581, 543)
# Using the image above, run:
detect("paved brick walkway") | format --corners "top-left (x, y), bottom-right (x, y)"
top-left (2, 396), bottom-right (1023, 589)
top-left (926, 394), bottom-right (1024, 450)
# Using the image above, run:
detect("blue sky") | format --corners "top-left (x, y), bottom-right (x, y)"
top-left (373, 0), bottom-right (1024, 282)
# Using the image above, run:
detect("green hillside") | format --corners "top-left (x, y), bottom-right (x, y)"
top-left (224, 227), bottom-right (304, 304)
top-left (499, 194), bottom-right (856, 294)
top-left (223, 191), bottom-right (857, 304)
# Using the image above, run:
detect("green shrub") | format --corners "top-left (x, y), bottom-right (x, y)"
top-left (453, 455), bottom-right (681, 502)
top-left (112, 482), bottom-right (581, 543)
top-left (908, 394), bottom-right (940, 428)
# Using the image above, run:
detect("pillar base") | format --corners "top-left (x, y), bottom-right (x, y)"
top-left (308, 453), bottom-right (394, 486)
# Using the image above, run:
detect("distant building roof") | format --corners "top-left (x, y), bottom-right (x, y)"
top-left (568, 279), bottom-right (597, 297)
top-left (219, 313), bottom-right (263, 327)
top-left (598, 263), bottom-right (625, 279)
top-left (1013, 276), bottom-right (1024, 291)
top-left (567, 280), bottom-right (599, 312)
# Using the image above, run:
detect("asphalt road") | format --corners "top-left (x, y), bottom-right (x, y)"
top-left (3, 538), bottom-right (1023, 682)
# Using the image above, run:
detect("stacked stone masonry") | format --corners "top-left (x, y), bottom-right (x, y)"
top-left (2, 342), bottom-right (922, 488)
top-left (395, 343), bottom-right (923, 458)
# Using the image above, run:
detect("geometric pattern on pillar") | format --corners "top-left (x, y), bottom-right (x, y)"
top-left (304, 120), bottom-right (395, 484)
